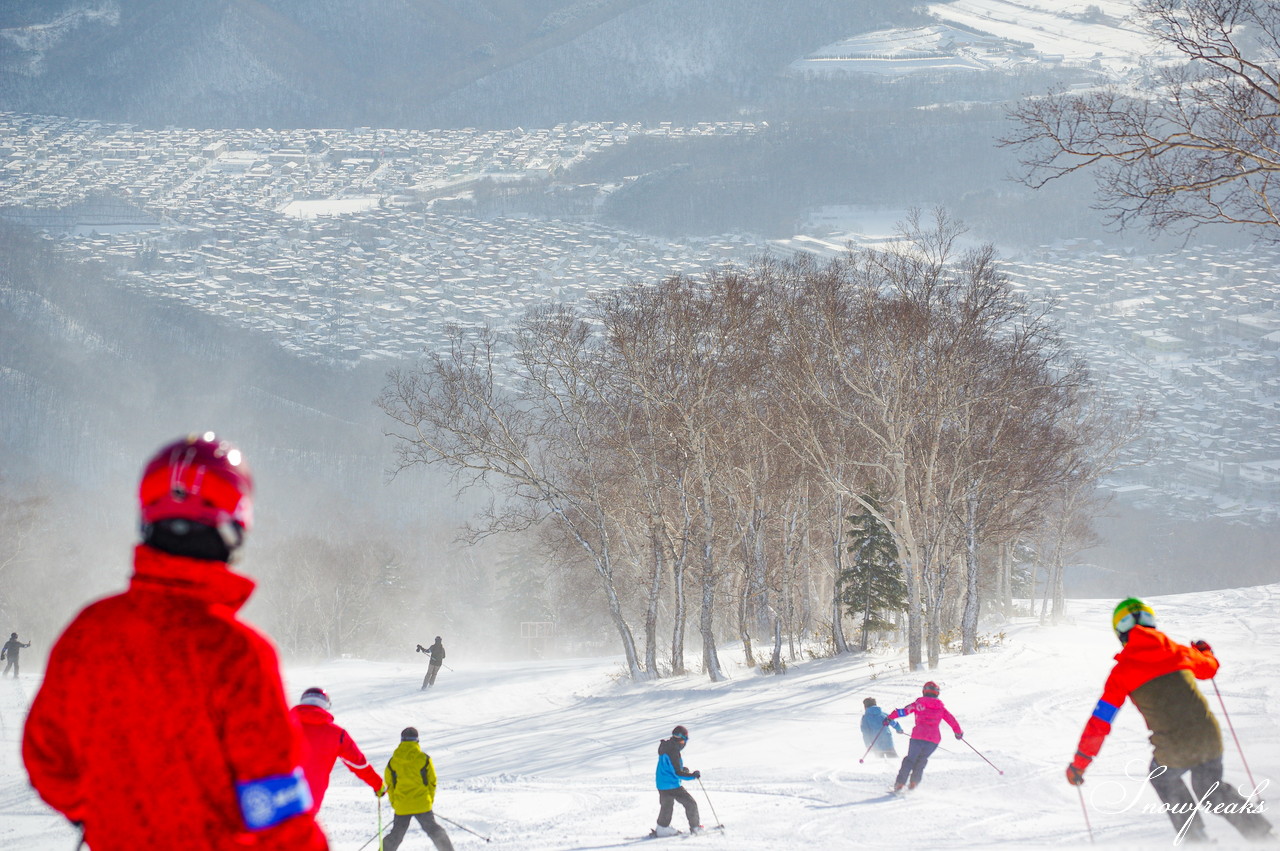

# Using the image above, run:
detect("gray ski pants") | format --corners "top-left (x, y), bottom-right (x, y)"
top-left (1148, 755), bottom-right (1272, 841)
top-left (383, 811), bottom-right (454, 851)
top-left (657, 787), bottom-right (699, 831)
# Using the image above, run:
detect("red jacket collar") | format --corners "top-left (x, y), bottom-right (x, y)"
top-left (130, 544), bottom-right (256, 612)
top-left (1115, 624), bottom-right (1175, 661)
top-left (292, 704), bottom-right (336, 725)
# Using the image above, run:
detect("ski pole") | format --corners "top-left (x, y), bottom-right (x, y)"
top-left (1211, 677), bottom-right (1259, 791)
top-left (697, 777), bottom-right (724, 829)
top-left (436, 813), bottom-right (491, 842)
top-left (355, 793), bottom-right (384, 844)
top-left (858, 724), bottom-right (889, 763)
top-left (355, 798), bottom-right (386, 851)
top-left (959, 737), bottom-right (1004, 775)
top-left (1077, 784), bottom-right (1094, 844)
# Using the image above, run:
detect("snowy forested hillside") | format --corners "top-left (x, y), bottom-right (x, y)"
top-left (0, 0), bottom-right (918, 128)
top-left (0, 225), bottom-right (474, 655)
top-left (2, 587), bottom-right (1276, 849)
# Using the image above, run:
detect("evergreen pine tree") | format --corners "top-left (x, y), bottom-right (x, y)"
top-left (839, 493), bottom-right (908, 651)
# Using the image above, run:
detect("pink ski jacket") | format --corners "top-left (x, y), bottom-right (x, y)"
top-left (888, 697), bottom-right (963, 744)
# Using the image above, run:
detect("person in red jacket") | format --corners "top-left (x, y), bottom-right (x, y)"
top-left (1066, 598), bottom-right (1271, 843)
top-left (884, 681), bottom-right (963, 793)
top-left (23, 433), bottom-right (327, 851)
top-left (291, 686), bottom-right (383, 811)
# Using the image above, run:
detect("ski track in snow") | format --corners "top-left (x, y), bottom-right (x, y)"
top-left (1, 588), bottom-right (1277, 849)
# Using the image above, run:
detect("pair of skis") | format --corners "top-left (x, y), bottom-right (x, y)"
top-left (635, 824), bottom-right (725, 841)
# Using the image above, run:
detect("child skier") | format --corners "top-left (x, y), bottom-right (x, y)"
top-left (652, 725), bottom-right (702, 837)
top-left (861, 697), bottom-right (903, 758)
top-left (1065, 598), bottom-right (1272, 843)
top-left (884, 681), bottom-right (963, 792)
top-left (380, 727), bottom-right (454, 851)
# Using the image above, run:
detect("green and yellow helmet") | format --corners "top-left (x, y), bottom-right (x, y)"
top-left (1112, 597), bottom-right (1156, 643)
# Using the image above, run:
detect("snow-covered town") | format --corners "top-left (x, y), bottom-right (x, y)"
top-left (0, 112), bottom-right (762, 358)
top-left (3, 111), bottom-right (1278, 524)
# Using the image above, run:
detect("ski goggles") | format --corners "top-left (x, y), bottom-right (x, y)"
top-left (1114, 608), bottom-right (1156, 634)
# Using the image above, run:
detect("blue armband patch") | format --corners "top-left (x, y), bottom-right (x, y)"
top-left (1091, 699), bottom-right (1120, 724)
top-left (237, 768), bottom-right (313, 830)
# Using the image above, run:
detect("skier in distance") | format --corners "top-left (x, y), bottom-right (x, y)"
top-left (417, 636), bottom-right (446, 689)
top-left (2, 632), bottom-right (31, 677)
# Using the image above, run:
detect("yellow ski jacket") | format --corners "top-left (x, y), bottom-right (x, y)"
top-left (383, 740), bottom-right (437, 816)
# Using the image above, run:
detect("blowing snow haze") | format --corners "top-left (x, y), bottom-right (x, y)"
top-left (0, 0), bottom-right (1278, 661)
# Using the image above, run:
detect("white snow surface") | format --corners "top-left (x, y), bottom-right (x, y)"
top-left (1, 587), bottom-right (1277, 849)
top-left (927, 0), bottom-right (1155, 72)
top-left (794, 1), bottom-right (1172, 80)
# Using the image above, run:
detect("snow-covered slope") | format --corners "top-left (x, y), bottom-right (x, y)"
top-left (794, 0), bottom-right (1171, 81)
top-left (3, 587), bottom-right (1276, 849)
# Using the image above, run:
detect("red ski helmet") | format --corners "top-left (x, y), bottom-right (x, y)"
top-left (139, 433), bottom-right (254, 534)
top-left (922, 681), bottom-right (940, 698)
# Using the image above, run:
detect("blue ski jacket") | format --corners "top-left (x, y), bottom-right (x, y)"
top-left (861, 706), bottom-right (902, 748)
top-left (655, 736), bottom-right (696, 790)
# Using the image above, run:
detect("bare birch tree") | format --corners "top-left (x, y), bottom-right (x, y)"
top-left (379, 315), bottom-right (649, 679)
top-left (1004, 0), bottom-right (1280, 237)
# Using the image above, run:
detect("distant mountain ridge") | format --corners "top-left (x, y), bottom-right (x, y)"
top-left (0, 0), bottom-right (915, 128)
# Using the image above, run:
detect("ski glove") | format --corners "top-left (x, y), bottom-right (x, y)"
top-left (692, 771), bottom-right (701, 779)
top-left (1066, 751), bottom-right (1091, 785)
top-left (955, 732), bottom-right (963, 740)
top-left (1192, 640), bottom-right (1212, 654)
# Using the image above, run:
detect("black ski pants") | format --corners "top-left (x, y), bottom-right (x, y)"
top-left (1148, 755), bottom-right (1272, 842)
top-left (657, 787), bottom-right (699, 831)
top-left (383, 811), bottom-right (454, 851)
top-left (423, 662), bottom-right (442, 689)
top-left (2, 657), bottom-right (16, 677)
top-left (894, 738), bottom-right (939, 787)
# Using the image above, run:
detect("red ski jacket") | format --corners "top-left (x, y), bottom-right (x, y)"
top-left (23, 545), bottom-right (328, 851)
top-left (292, 703), bottom-right (383, 810)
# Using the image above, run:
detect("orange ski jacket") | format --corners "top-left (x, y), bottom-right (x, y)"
top-left (1072, 625), bottom-right (1221, 772)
